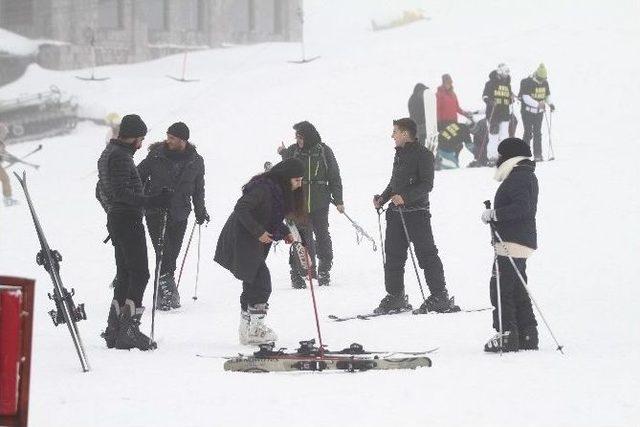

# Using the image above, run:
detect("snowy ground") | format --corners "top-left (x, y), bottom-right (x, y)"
top-left (1, 1), bottom-right (639, 426)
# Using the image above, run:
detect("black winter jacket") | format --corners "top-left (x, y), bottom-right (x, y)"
top-left (483, 70), bottom-right (513, 123)
top-left (380, 141), bottom-right (434, 209)
top-left (408, 83), bottom-right (427, 125)
top-left (96, 139), bottom-right (147, 216)
top-left (137, 142), bottom-right (206, 222)
top-left (280, 141), bottom-right (343, 213)
top-left (494, 160), bottom-right (538, 249)
top-left (214, 177), bottom-right (290, 283)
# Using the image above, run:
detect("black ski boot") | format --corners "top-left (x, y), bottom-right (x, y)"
top-left (155, 274), bottom-right (173, 311)
top-left (115, 299), bottom-right (157, 351)
top-left (318, 260), bottom-right (332, 286)
top-left (100, 299), bottom-right (120, 349)
top-left (519, 326), bottom-right (539, 350)
top-left (164, 274), bottom-right (181, 309)
top-left (290, 269), bottom-right (306, 289)
top-left (373, 293), bottom-right (412, 314)
top-left (413, 292), bottom-right (461, 314)
top-left (484, 330), bottom-right (519, 353)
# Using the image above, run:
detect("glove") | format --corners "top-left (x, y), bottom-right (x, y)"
top-left (549, 103), bottom-right (555, 112)
top-left (481, 209), bottom-right (496, 224)
top-left (373, 194), bottom-right (383, 209)
top-left (147, 188), bottom-right (173, 209)
top-left (196, 211), bottom-right (210, 225)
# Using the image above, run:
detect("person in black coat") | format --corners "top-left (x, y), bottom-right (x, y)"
top-left (518, 63), bottom-right (555, 161)
top-left (138, 122), bottom-right (208, 311)
top-left (408, 83), bottom-right (428, 146)
top-left (482, 64), bottom-right (514, 163)
top-left (481, 137), bottom-right (539, 352)
top-left (372, 118), bottom-right (459, 315)
top-left (96, 114), bottom-right (172, 351)
top-left (214, 158), bottom-right (305, 345)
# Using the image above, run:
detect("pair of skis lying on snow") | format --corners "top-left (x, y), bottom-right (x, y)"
top-left (328, 306), bottom-right (492, 322)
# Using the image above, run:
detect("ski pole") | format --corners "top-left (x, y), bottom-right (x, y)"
top-left (177, 221), bottom-right (196, 289)
top-left (483, 201), bottom-right (564, 354)
top-left (342, 210), bottom-right (377, 251)
top-left (150, 210), bottom-right (168, 344)
top-left (544, 110), bottom-right (555, 160)
top-left (192, 224), bottom-right (202, 301)
top-left (397, 207), bottom-right (427, 303)
top-left (484, 201), bottom-right (504, 354)
top-left (5, 144), bottom-right (43, 170)
top-left (376, 207), bottom-right (386, 266)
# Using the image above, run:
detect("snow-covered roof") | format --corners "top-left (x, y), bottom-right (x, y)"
top-left (0, 27), bottom-right (69, 56)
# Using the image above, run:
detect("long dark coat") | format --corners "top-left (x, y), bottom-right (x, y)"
top-left (214, 178), bottom-right (290, 283)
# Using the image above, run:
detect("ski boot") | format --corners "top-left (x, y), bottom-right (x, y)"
top-left (100, 299), bottom-right (120, 349)
top-left (413, 292), bottom-right (461, 314)
top-left (239, 310), bottom-right (251, 345)
top-left (165, 274), bottom-right (181, 309)
top-left (115, 299), bottom-right (157, 350)
top-left (318, 259), bottom-right (332, 286)
top-left (484, 330), bottom-right (519, 353)
top-left (3, 196), bottom-right (18, 207)
top-left (155, 274), bottom-right (173, 311)
top-left (373, 293), bottom-right (412, 314)
top-left (247, 303), bottom-right (277, 345)
top-left (519, 326), bottom-right (539, 351)
top-left (290, 269), bottom-right (306, 289)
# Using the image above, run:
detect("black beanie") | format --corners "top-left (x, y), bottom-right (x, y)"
top-left (167, 122), bottom-right (189, 141)
top-left (118, 114), bottom-right (147, 138)
top-left (269, 158), bottom-right (305, 179)
top-left (497, 137), bottom-right (532, 166)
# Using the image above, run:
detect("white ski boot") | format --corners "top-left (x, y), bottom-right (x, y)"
top-left (3, 196), bottom-right (18, 207)
top-left (247, 303), bottom-right (277, 345)
top-left (239, 310), bottom-right (251, 345)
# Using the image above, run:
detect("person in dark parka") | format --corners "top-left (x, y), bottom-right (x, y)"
top-left (138, 122), bottom-right (208, 311)
top-left (277, 121), bottom-right (344, 287)
top-left (214, 158), bottom-right (305, 345)
top-left (96, 114), bottom-right (172, 351)
top-left (373, 118), bottom-right (459, 315)
top-left (481, 137), bottom-right (539, 352)
top-left (408, 83), bottom-right (428, 145)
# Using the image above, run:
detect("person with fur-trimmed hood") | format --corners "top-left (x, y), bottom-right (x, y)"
top-left (483, 63), bottom-right (514, 164)
top-left (277, 121), bottom-right (344, 287)
top-left (137, 122), bottom-right (208, 311)
top-left (481, 137), bottom-right (539, 353)
top-left (214, 158), bottom-right (305, 345)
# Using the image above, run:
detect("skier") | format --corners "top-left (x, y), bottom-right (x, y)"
top-left (138, 122), bottom-right (209, 311)
top-left (519, 63), bottom-right (555, 161)
top-left (96, 114), bottom-right (172, 351)
top-left (214, 158), bottom-right (305, 345)
top-left (483, 64), bottom-right (514, 164)
top-left (277, 121), bottom-right (344, 287)
top-left (435, 121), bottom-right (475, 170)
top-left (481, 137), bottom-right (539, 352)
top-left (407, 83), bottom-right (428, 145)
top-left (0, 123), bottom-right (19, 207)
top-left (373, 118), bottom-right (459, 314)
top-left (436, 74), bottom-right (472, 131)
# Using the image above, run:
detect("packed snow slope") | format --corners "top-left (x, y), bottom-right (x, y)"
top-left (1, 1), bottom-right (639, 426)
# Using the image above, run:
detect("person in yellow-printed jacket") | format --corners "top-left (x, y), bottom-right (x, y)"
top-left (277, 121), bottom-right (344, 287)
top-left (519, 63), bottom-right (555, 161)
top-left (483, 63), bottom-right (514, 164)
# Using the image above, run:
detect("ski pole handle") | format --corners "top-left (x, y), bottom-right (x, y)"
top-left (484, 200), bottom-right (491, 209)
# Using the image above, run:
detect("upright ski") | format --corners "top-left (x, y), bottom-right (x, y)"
top-left (13, 171), bottom-right (90, 372)
top-left (223, 340), bottom-right (433, 373)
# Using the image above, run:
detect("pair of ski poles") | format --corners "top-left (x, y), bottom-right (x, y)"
top-left (150, 215), bottom-right (203, 344)
top-left (483, 201), bottom-right (563, 355)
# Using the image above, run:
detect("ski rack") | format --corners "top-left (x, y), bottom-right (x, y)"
top-left (13, 171), bottom-right (90, 372)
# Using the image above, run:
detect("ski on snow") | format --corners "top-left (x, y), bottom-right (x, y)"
top-left (220, 340), bottom-right (435, 372)
top-left (328, 306), bottom-right (492, 322)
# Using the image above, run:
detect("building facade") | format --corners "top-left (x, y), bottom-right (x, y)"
top-left (0, 0), bottom-right (303, 70)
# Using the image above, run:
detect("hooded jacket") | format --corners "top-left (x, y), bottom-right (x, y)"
top-left (436, 85), bottom-right (464, 122)
top-left (408, 83), bottom-right (427, 125)
top-left (482, 70), bottom-right (513, 123)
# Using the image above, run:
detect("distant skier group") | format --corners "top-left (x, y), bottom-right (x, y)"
top-left (409, 63), bottom-right (555, 170)
top-left (94, 64), bottom-right (549, 354)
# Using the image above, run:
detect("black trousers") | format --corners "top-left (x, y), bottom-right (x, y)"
top-left (290, 207), bottom-right (333, 271)
top-left (522, 110), bottom-right (544, 158)
top-left (107, 213), bottom-right (150, 307)
top-left (384, 208), bottom-right (446, 296)
top-left (489, 256), bottom-right (537, 333)
top-left (146, 213), bottom-right (188, 278)
top-left (240, 247), bottom-right (272, 311)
